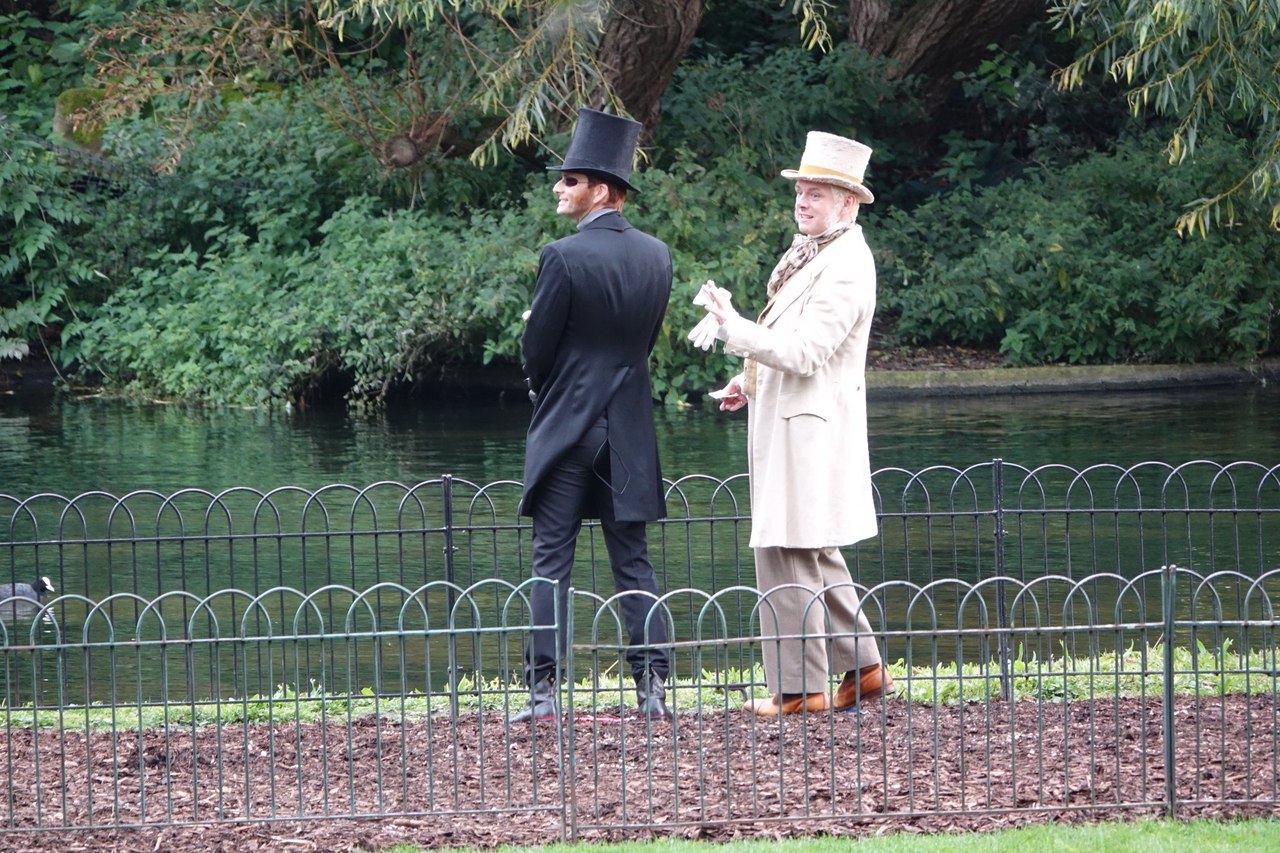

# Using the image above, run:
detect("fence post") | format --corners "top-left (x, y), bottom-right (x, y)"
top-left (1162, 562), bottom-right (1178, 818)
top-left (442, 475), bottom-right (460, 712)
top-left (993, 458), bottom-right (1011, 700)
top-left (563, 584), bottom-right (575, 842)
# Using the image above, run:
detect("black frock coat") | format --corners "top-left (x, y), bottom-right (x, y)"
top-left (519, 211), bottom-right (672, 521)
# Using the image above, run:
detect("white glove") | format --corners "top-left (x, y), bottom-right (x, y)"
top-left (686, 280), bottom-right (734, 352)
top-left (687, 314), bottom-right (720, 351)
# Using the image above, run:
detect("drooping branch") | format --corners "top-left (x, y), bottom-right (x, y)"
top-left (1051, 0), bottom-right (1280, 233)
top-left (78, 0), bottom-right (852, 171)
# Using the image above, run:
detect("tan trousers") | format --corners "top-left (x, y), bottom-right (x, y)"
top-left (755, 546), bottom-right (882, 695)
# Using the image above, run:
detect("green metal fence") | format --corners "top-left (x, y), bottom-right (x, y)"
top-left (1, 460), bottom-right (1277, 839)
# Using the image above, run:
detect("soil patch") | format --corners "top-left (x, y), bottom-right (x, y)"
top-left (1, 695), bottom-right (1276, 851)
top-left (867, 320), bottom-right (1006, 371)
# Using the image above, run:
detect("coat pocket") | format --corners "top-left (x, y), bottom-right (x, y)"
top-left (777, 388), bottom-right (831, 422)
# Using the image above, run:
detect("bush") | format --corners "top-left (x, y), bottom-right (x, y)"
top-left (657, 43), bottom-right (920, 190)
top-left (876, 130), bottom-right (1280, 365)
top-left (299, 193), bottom-right (547, 400)
top-left (0, 121), bottom-right (95, 365)
top-left (60, 116), bottom-right (1280, 406)
top-left (54, 42), bottom-right (1280, 405)
top-left (0, 8), bottom-right (96, 136)
top-left (95, 93), bottom-right (371, 256)
top-left (70, 196), bottom-right (517, 405)
top-left (66, 146), bottom-right (806, 407)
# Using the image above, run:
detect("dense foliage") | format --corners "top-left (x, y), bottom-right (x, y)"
top-left (1, 7), bottom-right (96, 365)
top-left (1050, 0), bottom-right (1280, 234)
top-left (63, 96), bottom-right (792, 405)
top-left (2, 2), bottom-right (1278, 406)
top-left (879, 129), bottom-right (1280, 365)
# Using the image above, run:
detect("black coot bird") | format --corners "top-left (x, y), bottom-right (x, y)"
top-left (0, 576), bottom-right (56, 604)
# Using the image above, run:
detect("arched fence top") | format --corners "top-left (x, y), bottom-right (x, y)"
top-left (5, 569), bottom-right (1277, 652)
top-left (4, 460), bottom-right (1277, 650)
top-left (663, 473), bottom-right (749, 516)
top-left (5, 459), bottom-right (1278, 533)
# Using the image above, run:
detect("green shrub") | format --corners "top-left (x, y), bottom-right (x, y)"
top-left (67, 148), bottom-right (804, 407)
top-left (0, 7), bottom-right (106, 367)
top-left (69, 232), bottom-right (302, 404)
top-left (0, 121), bottom-right (95, 365)
top-left (657, 44), bottom-right (919, 180)
top-left (57, 62), bottom-right (1280, 405)
top-left (71, 182), bottom-right (548, 404)
top-left (877, 130), bottom-right (1280, 365)
top-left (300, 194), bottom-right (545, 400)
top-left (95, 93), bottom-right (371, 258)
top-left (0, 8), bottom-right (97, 136)
top-left (63, 120), bottom-right (1280, 405)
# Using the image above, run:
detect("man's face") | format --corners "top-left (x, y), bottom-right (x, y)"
top-left (553, 172), bottom-right (606, 222)
top-left (793, 179), bottom-right (854, 236)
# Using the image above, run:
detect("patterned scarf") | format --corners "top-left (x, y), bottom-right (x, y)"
top-left (765, 224), bottom-right (851, 299)
top-left (743, 224), bottom-right (851, 395)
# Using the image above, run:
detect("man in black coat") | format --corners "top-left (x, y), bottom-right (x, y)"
top-left (512, 108), bottom-right (673, 723)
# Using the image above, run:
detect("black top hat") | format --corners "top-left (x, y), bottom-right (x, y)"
top-left (547, 107), bottom-right (642, 192)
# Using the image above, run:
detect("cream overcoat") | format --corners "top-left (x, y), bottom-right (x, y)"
top-left (719, 225), bottom-right (878, 548)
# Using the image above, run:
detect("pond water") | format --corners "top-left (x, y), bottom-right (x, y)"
top-left (4, 383), bottom-right (1279, 703)
top-left (4, 383), bottom-right (1280, 497)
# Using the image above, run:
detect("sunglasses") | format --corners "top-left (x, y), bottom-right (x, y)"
top-left (558, 175), bottom-right (593, 187)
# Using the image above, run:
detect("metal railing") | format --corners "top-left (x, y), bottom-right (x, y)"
top-left (0, 460), bottom-right (1277, 840)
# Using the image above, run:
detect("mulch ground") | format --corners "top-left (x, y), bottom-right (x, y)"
top-left (2, 695), bottom-right (1278, 851)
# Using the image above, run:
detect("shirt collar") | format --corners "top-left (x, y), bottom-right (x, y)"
top-left (577, 207), bottom-right (619, 230)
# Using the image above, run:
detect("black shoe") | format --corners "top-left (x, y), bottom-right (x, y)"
top-left (509, 674), bottom-right (559, 723)
top-left (635, 670), bottom-right (672, 720)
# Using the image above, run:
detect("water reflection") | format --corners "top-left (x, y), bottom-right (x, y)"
top-left (3, 385), bottom-right (1279, 498)
top-left (870, 387), bottom-right (1280, 470)
top-left (4, 382), bottom-right (1280, 700)
top-left (0, 601), bottom-right (57, 707)
top-left (0, 599), bottom-right (48, 627)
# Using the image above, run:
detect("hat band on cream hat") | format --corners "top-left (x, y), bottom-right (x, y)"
top-left (781, 130), bottom-right (875, 204)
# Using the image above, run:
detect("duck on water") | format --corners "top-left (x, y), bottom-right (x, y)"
top-left (0, 576), bottom-right (55, 620)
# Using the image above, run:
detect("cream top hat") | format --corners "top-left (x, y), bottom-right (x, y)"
top-left (781, 131), bottom-right (875, 204)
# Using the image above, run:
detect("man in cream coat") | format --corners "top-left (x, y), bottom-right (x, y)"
top-left (695, 131), bottom-right (895, 716)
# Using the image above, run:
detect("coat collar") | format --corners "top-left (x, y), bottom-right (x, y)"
top-left (577, 210), bottom-right (631, 232)
top-left (759, 225), bottom-right (860, 326)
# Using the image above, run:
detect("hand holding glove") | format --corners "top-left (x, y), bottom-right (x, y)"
top-left (696, 280), bottom-right (737, 324)
top-left (686, 280), bottom-right (736, 352)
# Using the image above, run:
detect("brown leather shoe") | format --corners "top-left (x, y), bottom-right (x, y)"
top-left (833, 663), bottom-right (896, 711)
top-left (743, 692), bottom-right (830, 717)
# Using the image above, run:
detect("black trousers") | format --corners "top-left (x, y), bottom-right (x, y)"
top-left (525, 415), bottom-right (670, 684)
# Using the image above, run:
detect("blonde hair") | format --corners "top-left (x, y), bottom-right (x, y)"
top-left (828, 184), bottom-right (860, 223)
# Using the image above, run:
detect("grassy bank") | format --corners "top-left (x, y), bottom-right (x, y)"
top-left (5, 640), bottom-right (1277, 732)
top-left (378, 817), bottom-right (1280, 853)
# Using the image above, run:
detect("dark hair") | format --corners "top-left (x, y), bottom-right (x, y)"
top-left (562, 171), bottom-right (629, 206)
top-left (597, 180), bottom-right (628, 206)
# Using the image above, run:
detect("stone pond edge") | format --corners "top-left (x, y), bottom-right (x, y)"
top-left (867, 357), bottom-right (1280, 400)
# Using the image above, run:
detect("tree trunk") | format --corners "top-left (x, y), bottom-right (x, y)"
top-left (597, 0), bottom-right (707, 139)
top-left (849, 0), bottom-right (1047, 107)
top-left (848, 0), bottom-right (895, 55)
